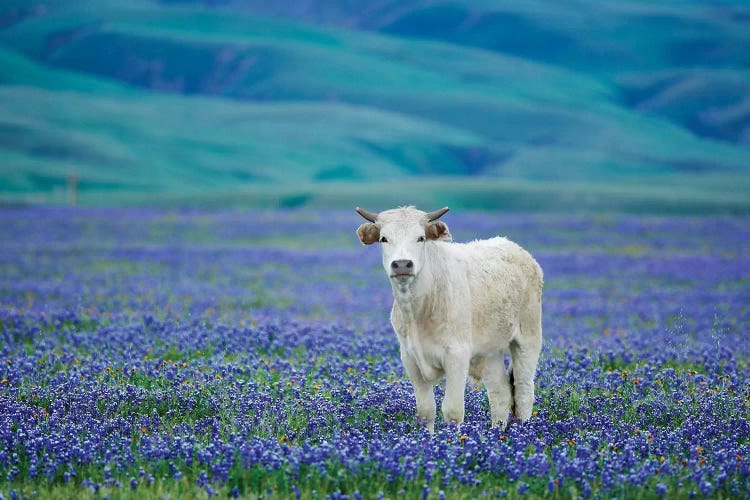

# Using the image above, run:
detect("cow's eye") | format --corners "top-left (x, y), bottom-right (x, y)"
top-left (379, 236), bottom-right (388, 243)
top-left (417, 236), bottom-right (425, 242)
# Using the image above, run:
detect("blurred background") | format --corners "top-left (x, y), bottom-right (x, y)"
top-left (0, 0), bottom-right (748, 213)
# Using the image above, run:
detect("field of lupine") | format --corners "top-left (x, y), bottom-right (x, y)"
top-left (1, 208), bottom-right (749, 499)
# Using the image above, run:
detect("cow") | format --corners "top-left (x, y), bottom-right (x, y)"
top-left (355, 206), bottom-right (543, 433)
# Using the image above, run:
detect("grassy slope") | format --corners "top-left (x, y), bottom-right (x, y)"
top-left (0, 0), bottom-right (748, 211)
top-left (226, 0), bottom-right (750, 144)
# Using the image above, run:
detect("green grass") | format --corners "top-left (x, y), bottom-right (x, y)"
top-left (2, 453), bottom-right (742, 499)
top-left (119, 175), bottom-right (750, 213)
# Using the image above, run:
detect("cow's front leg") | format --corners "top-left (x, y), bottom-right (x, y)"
top-left (402, 354), bottom-right (436, 434)
top-left (441, 345), bottom-right (470, 426)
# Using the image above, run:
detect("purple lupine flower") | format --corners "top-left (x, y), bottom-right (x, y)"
top-left (699, 480), bottom-right (713, 496)
top-left (547, 477), bottom-right (556, 493)
top-left (1, 208), bottom-right (749, 498)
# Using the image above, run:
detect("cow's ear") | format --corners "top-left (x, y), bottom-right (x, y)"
top-left (357, 223), bottom-right (380, 245)
top-left (426, 221), bottom-right (451, 241)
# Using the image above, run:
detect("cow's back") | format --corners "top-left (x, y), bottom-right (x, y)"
top-left (447, 237), bottom-right (542, 348)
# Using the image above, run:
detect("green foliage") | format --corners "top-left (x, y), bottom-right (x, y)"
top-left (2, 459), bottom-right (744, 499)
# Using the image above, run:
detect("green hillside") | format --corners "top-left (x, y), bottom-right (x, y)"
top-left (0, 1), bottom-right (748, 211)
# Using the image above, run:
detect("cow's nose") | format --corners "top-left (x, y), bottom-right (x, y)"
top-left (391, 259), bottom-right (414, 274)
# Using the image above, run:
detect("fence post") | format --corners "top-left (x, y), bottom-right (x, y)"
top-left (67, 172), bottom-right (79, 206)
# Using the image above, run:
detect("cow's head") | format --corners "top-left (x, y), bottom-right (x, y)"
top-left (355, 206), bottom-right (451, 282)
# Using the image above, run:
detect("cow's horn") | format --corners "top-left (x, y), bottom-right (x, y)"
top-left (355, 207), bottom-right (379, 222)
top-left (425, 207), bottom-right (449, 221)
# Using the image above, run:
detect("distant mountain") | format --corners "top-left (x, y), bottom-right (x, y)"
top-left (0, 0), bottom-right (748, 212)
top-left (178, 0), bottom-right (750, 145)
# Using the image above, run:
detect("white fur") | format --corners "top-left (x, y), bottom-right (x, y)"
top-left (361, 207), bottom-right (543, 433)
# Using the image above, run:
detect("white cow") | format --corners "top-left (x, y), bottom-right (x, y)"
top-left (355, 206), bottom-right (543, 433)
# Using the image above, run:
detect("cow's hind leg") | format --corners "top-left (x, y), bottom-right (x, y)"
top-left (482, 353), bottom-right (513, 430)
top-left (509, 296), bottom-right (542, 422)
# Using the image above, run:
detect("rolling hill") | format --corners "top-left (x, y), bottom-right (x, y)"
top-left (0, 0), bottom-right (748, 211)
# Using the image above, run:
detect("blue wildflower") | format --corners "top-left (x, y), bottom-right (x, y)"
top-left (655, 483), bottom-right (668, 497)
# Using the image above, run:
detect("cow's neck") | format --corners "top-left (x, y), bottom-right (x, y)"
top-left (390, 264), bottom-right (430, 376)
top-left (390, 248), bottom-right (450, 379)
top-left (391, 258), bottom-right (434, 311)
top-left (391, 243), bottom-right (451, 324)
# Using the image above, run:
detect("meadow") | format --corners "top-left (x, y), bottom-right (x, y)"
top-left (1, 208), bottom-right (748, 499)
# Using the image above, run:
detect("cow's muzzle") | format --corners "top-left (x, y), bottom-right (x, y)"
top-left (390, 259), bottom-right (414, 279)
